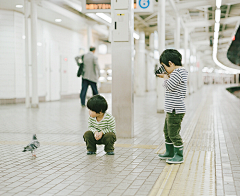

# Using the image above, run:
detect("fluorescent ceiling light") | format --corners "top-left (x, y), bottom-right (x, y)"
top-left (16, 5), bottom-right (23, 8)
top-left (55, 19), bottom-right (62, 22)
top-left (216, 0), bottom-right (222, 8)
top-left (96, 13), bottom-right (112, 23)
top-left (214, 22), bottom-right (220, 32)
top-left (215, 9), bottom-right (221, 23)
top-left (213, 53), bottom-right (240, 74)
top-left (133, 32), bottom-right (140, 40)
top-left (214, 31), bottom-right (219, 39)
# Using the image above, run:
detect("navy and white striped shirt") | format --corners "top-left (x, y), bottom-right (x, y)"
top-left (157, 65), bottom-right (188, 114)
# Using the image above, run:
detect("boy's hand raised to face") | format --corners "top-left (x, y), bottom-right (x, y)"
top-left (156, 73), bottom-right (169, 80)
top-left (94, 131), bottom-right (103, 140)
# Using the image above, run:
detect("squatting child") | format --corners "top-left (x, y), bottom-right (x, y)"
top-left (155, 49), bottom-right (188, 164)
top-left (83, 95), bottom-right (116, 155)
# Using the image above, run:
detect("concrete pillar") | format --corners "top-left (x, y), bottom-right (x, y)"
top-left (174, 17), bottom-right (180, 49)
top-left (111, 0), bottom-right (134, 138)
top-left (87, 26), bottom-right (92, 49)
top-left (156, 0), bottom-right (165, 113)
top-left (135, 31), bottom-right (146, 96)
top-left (31, 0), bottom-right (39, 107)
top-left (236, 74), bottom-right (239, 84)
top-left (184, 28), bottom-right (190, 95)
top-left (24, 0), bottom-right (30, 108)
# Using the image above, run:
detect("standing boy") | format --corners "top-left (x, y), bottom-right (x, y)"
top-left (155, 49), bottom-right (188, 164)
top-left (83, 95), bottom-right (116, 155)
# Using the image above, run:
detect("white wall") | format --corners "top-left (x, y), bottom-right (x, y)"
top-left (0, 10), bottom-right (92, 100)
top-left (39, 19), bottom-right (87, 97)
top-left (0, 10), bottom-right (16, 99)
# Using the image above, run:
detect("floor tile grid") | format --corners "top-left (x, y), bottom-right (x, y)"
top-left (149, 86), bottom-right (209, 196)
top-left (213, 86), bottom-right (240, 196)
top-left (169, 89), bottom-right (215, 196)
top-left (0, 93), bottom-right (168, 196)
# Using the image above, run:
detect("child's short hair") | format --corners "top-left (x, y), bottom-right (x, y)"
top-left (87, 95), bottom-right (108, 113)
top-left (159, 49), bottom-right (182, 67)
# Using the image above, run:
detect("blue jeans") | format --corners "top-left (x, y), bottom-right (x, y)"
top-left (80, 78), bottom-right (98, 106)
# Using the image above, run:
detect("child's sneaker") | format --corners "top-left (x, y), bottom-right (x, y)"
top-left (87, 151), bottom-right (96, 155)
top-left (106, 152), bottom-right (114, 155)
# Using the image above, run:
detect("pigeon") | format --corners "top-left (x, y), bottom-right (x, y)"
top-left (22, 134), bottom-right (40, 157)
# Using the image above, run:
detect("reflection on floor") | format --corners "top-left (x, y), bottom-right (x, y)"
top-left (0, 84), bottom-right (239, 196)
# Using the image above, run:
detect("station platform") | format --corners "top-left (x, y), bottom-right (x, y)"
top-left (0, 84), bottom-right (239, 196)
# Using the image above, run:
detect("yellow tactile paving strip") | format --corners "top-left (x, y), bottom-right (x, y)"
top-left (150, 89), bottom-right (216, 196)
top-left (0, 141), bottom-right (159, 149)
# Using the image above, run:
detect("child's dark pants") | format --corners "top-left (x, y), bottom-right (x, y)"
top-left (163, 110), bottom-right (185, 146)
top-left (83, 131), bottom-right (116, 152)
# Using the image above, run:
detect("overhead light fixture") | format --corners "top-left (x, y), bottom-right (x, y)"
top-left (96, 13), bottom-right (112, 23)
top-left (213, 53), bottom-right (240, 74)
top-left (214, 22), bottom-right (220, 32)
top-left (212, 0), bottom-right (240, 74)
top-left (214, 31), bottom-right (219, 40)
top-left (133, 32), bottom-right (140, 40)
top-left (55, 19), bottom-right (62, 22)
top-left (216, 0), bottom-right (222, 8)
top-left (215, 9), bottom-right (221, 23)
top-left (16, 5), bottom-right (23, 8)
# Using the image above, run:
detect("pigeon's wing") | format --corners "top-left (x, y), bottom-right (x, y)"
top-left (23, 143), bottom-right (33, 152)
top-left (32, 140), bottom-right (40, 148)
top-left (23, 141), bottom-right (39, 152)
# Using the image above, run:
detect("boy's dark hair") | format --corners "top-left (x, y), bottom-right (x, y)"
top-left (159, 49), bottom-right (182, 67)
top-left (87, 95), bottom-right (108, 114)
top-left (89, 47), bottom-right (96, 52)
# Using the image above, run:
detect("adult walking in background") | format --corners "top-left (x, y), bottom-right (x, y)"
top-left (80, 47), bottom-right (100, 107)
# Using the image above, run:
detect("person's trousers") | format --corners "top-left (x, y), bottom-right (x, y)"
top-left (163, 110), bottom-right (185, 146)
top-left (83, 131), bottom-right (116, 152)
top-left (80, 78), bottom-right (98, 106)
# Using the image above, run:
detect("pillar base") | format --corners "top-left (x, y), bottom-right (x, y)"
top-left (31, 104), bottom-right (39, 108)
top-left (157, 109), bottom-right (164, 113)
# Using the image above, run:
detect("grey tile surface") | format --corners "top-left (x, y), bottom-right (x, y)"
top-left (0, 85), bottom-right (240, 195)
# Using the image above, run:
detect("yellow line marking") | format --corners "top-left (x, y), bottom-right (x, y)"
top-left (0, 141), bottom-right (158, 149)
top-left (157, 164), bottom-right (178, 196)
top-left (149, 92), bottom-right (209, 196)
top-left (132, 144), bottom-right (159, 149)
top-left (149, 164), bottom-right (172, 196)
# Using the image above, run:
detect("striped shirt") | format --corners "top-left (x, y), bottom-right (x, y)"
top-left (88, 112), bottom-right (116, 134)
top-left (157, 65), bottom-right (188, 114)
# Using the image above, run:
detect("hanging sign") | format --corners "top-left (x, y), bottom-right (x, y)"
top-left (83, 0), bottom-right (153, 13)
top-left (135, 0), bottom-right (153, 13)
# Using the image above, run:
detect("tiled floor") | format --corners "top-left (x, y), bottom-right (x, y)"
top-left (0, 84), bottom-right (240, 196)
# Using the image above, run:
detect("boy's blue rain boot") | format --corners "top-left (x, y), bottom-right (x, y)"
top-left (166, 145), bottom-right (184, 164)
top-left (158, 143), bottom-right (174, 159)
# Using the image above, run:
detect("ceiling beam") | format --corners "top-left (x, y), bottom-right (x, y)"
top-left (134, 15), bottom-right (149, 27)
top-left (222, 4), bottom-right (231, 30)
top-left (144, 13), bottom-right (157, 22)
top-left (185, 16), bottom-right (240, 28)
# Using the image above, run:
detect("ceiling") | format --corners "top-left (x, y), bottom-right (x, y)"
top-left (0, 0), bottom-right (240, 71)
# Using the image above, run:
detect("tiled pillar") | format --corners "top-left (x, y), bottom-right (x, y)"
top-left (111, 0), bottom-right (134, 138)
top-left (135, 31), bottom-right (146, 96)
top-left (174, 17), bottom-right (180, 50)
top-left (184, 28), bottom-right (190, 95)
top-left (31, 0), bottom-right (39, 107)
top-left (24, 0), bottom-right (30, 108)
top-left (156, 0), bottom-right (165, 113)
